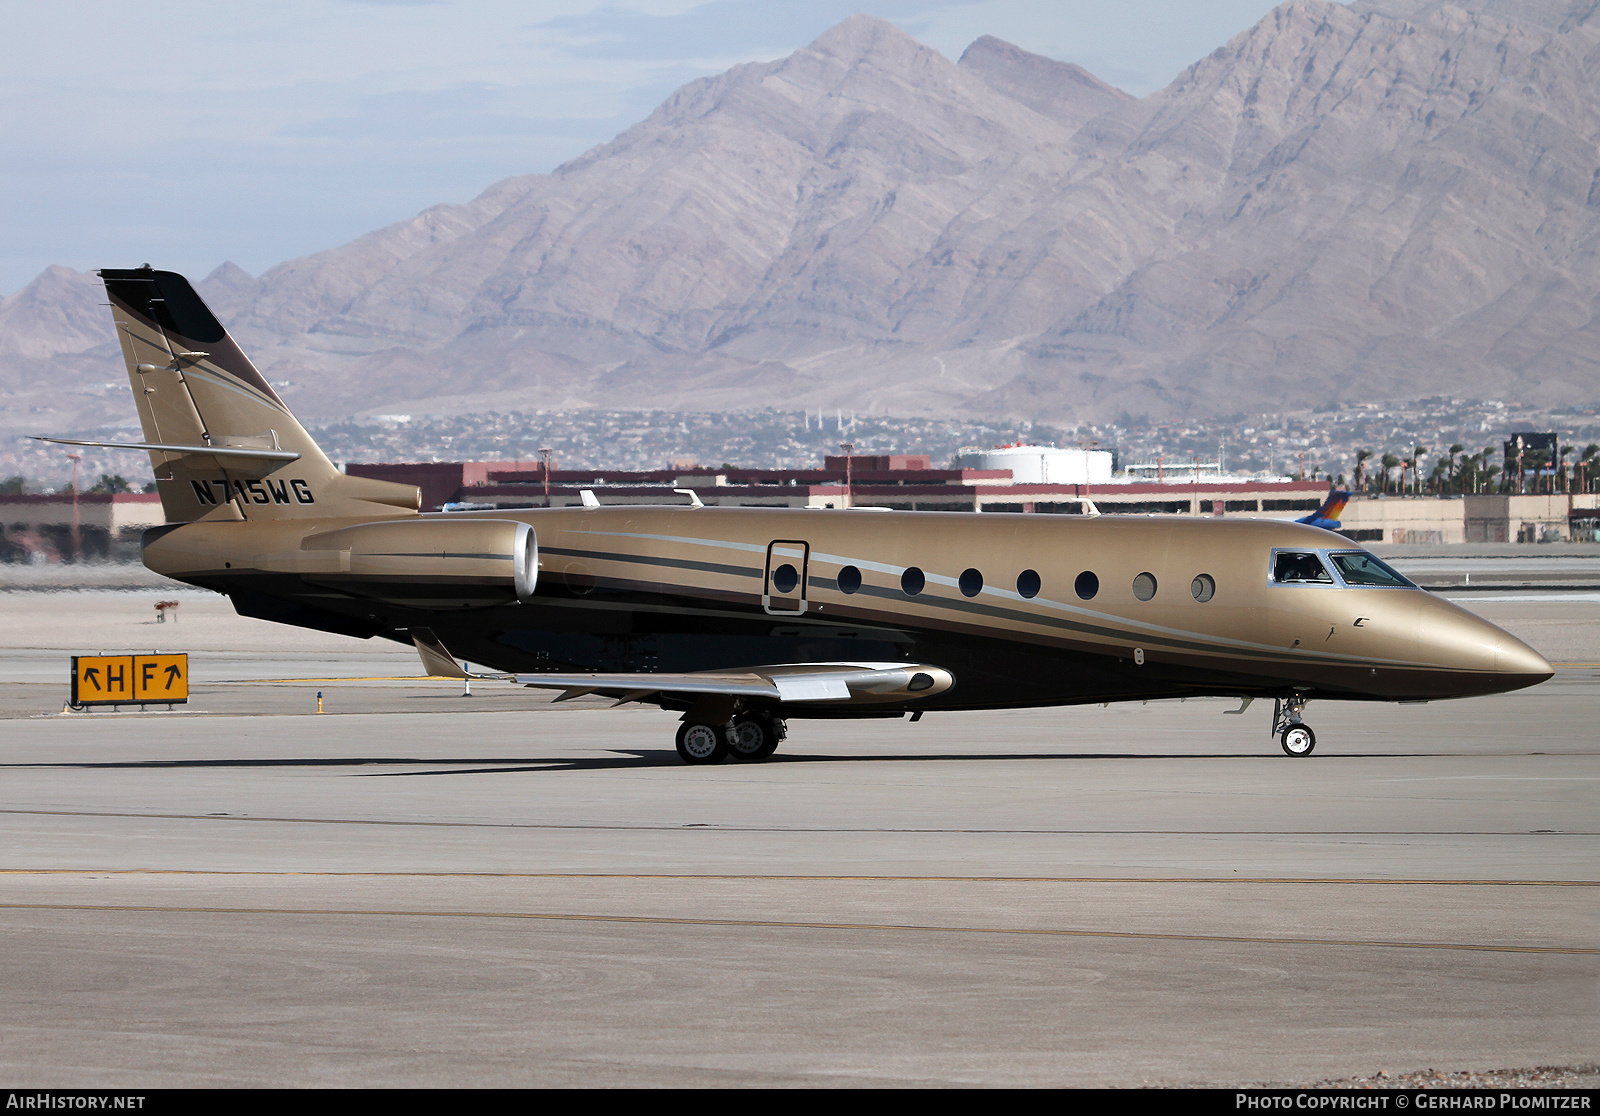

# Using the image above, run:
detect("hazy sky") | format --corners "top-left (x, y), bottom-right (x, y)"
top-left (0, 1), bottom-right (1284, 294)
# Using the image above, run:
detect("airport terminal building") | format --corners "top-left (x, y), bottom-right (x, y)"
top-left (343, 450), bottom-right (1600, 545)
top-left (4, 448), bottom-right (1597, 565)
top-left (0, 491), bottom-right (163, 563)
top-left (345, 452), bottom-right (1334, 520)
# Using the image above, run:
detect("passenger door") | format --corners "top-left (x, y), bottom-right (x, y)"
top-left (764, 541), bottom-right (809, 615)
top-left (1266, 549), bottom-right (1336, 652)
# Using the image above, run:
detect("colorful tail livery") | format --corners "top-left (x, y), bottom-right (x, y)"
top-left (1296, 490), bottom-right (1349, 531)
top-left (38, 267), bottom-right (418, 523)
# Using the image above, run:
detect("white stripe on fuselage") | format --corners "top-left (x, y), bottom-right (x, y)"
top-left (565, 526), bottom-right (1427, 669)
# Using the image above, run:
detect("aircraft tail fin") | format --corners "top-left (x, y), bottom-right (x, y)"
top-left (1296, 489), bottom-right (1350, 530)
top-left (86, 267), bottom-right (419, 523)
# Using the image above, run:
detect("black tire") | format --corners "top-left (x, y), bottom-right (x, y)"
top-left (727, 714), bottom-right (780, 762)
top-left (1280, 723), bottom-right (1316, 757)
top-left (675, 721), bottom-right (728, 765)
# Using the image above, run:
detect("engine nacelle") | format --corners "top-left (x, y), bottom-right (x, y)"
top-left (300, 517), bottom-right (537, 610)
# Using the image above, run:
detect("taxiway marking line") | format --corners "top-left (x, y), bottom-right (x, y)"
top-left (3, 802), bottom-right (1600, 831)
top-left (1, 807), bottom-right (1597, 837)
top-left (0, 869), bottom-right (1595, 886)
top-left (209, 677), bottom-right (439, 683)
top-left (0, 901), bottom-right (1593, 954)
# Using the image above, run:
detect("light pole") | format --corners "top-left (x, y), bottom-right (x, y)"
top-left (538, 447), bottom-right (554, 508)
top-left (65, 453), bottom-right (81, 563)
top-left (839, 442), bottom-right (854, 509)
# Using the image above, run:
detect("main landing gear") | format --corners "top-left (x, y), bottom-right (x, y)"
top-left (674, 711), bottom-right (787, 765)
top-left (1272, 696), bottom-right (1315, 757)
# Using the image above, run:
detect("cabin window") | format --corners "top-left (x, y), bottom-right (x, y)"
top-left (1074, 571), bottom-right (1098, 600)
top-left (1016, 569), bottom-right (1041, 599)
top-left (1272, 551), bottom-right (1333, 584)
top-left (1191, 574), bottom-right (1215, 602)
top-left (771, 564), bottom-right (799, 593)
top-left (959, 568), bottom-right (983, 597)
top-left (901, 567), bottom-right (926, 595)
top-left (1328, 551), bottom-right (1415, 588)
top-left (1132, 572), bottom-right (1157, 601)
top-left (837, 565), bottom-right (862, 594)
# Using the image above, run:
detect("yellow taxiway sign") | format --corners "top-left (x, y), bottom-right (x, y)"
top-left (72, 654), bottom-right (188, 707)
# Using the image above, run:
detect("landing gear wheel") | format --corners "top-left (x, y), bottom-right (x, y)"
top-left (727, 714), bottom-right (780, 762)
top-left (1280, 723), bottom-right (1316, 757)
top-left (675, 722), bottom-right (728, 765)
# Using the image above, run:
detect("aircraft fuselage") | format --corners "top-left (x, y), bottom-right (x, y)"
top-left (143, 504), bottom-right (1553, 714)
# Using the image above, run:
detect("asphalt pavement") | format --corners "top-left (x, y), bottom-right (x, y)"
top-left (0, 585), bottom-right (1595, 1087)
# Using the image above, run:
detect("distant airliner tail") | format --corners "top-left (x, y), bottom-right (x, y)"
top-left (1296, 489), bottom-right (1350, 531)
top-left (65, 267), bottom-right (420, 524)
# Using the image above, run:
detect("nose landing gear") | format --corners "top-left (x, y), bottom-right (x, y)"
top-left (1273, 697), bottom-right (1316, 757)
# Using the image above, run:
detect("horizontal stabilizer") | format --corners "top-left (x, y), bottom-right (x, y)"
top-left (33, 435), bottom-right (300, 464)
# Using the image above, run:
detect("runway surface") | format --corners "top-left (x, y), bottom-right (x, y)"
top-left (0, 586), bottom-right (1596, 1087)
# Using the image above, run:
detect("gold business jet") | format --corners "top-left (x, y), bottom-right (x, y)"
top-left (40, 268), bottom-right (1553, 763)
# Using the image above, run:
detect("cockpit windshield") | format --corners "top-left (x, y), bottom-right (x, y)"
top-left (1272, 551), bottom-right (1334, 584)
top-left (1328, 551), bottom-right (1415, 588)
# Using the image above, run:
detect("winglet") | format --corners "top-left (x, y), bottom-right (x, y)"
top-left (410, 627), bottom-right (468, 679)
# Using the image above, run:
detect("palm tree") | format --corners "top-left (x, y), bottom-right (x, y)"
top-left (90, 474), bottom-right (130, 494)
top-left (1411, 445), bottom-right (1427, 495)
top-left (1447, 443), bottom-right (1464, 492)
top-left (1525, 447), bottom-right (1549, 494)
top-left (1381, 453), bottom-right (1401, 495)
top-left (1355, 449), bottom-right (1373, 493)
top-left (1559, 445), bottom-right (1575, 493)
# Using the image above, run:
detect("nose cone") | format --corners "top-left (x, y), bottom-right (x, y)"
top-left (1418, 597), bottom-right (1553, 697)
top-left (1493, 631), bottom-right (1555, 691)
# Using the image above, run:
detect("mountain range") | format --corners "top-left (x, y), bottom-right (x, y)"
top-left (5, 0), bottom-right (1600, 442)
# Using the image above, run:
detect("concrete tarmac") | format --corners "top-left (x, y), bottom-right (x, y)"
top-left (0, 588), bottom-right (1596, 1087)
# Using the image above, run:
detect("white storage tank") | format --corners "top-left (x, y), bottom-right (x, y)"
top-left (958, 445), bottom-right (1113, 485)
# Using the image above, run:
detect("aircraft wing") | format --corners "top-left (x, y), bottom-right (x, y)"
top-left (409, 628), bottom-right (952, 705)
